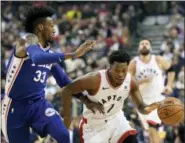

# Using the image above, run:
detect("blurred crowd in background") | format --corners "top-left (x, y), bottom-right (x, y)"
top-left (1, 1), bottom-right (184, 143)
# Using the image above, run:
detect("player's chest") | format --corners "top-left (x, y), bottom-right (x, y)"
top-left (23, 59), bottom-right (52, 72)
top-left (22, 60), bottom-right (52, 83)
top-left (95, 87), bottom-right (130, 105)
top-left (137, 66), bottom-right (160, 79)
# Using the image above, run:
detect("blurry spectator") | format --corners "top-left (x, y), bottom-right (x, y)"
top-left (167, 26), bottom-right (181, 49)
top-left (81, 4), bottom-right (96, 19)
top-left (162, 42), bottom-right (174, 63)
top-left (66, 5), bottom-right (82, 21)
top-left (174, 66), bottom-right (184, 102)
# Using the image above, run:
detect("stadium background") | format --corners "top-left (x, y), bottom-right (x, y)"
top-left (1, 1), bottom-right (184, 143)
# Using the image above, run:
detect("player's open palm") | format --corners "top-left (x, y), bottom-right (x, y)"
top-left (74, 40), bottom-right (96, 58)
top-left (85, 100), bottom-right (104, 114)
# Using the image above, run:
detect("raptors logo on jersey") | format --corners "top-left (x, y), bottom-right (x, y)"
top-left (83, 70), bottom-right (131, 119)
top-left (134, 55), bottom-right (165, 104)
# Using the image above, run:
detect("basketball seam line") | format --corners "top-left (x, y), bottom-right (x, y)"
top-left (158, 104), bottom-right (184, 109)
top-left (160, 109), bottom-right (183, 119)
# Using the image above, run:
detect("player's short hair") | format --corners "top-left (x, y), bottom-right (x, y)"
top-left (140, 38), bottom-right (152, 45)
top-left (23, 6), bottom-right (55, 33)
top-left (109, 50), bottom-right (130, 65)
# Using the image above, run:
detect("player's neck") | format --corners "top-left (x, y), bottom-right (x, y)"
top-left (107, 70), bottom-right (121, 87)
top-left (139, 54), bottom-right (152, 63)
top-left (35, 32), bottom-right (47, 48)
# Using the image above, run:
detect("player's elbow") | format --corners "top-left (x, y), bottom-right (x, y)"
top-left (61, 86), bottom-right (73, 97)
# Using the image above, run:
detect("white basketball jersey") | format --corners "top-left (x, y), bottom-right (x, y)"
top-left (134, 55), bottom-right (165, 103)
top-left (83, 70), bottom-right (131, 119)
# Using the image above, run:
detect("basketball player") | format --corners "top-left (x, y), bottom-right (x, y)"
top-left (1, 6), bottom-right (102, 143)
top-left (128, 39), bottom-right (175, 143)
top-left (61, 50), bottom-right (161, 143)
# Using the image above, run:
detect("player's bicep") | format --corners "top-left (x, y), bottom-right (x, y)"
top-left (130, 77), bottom-right (145, 108)
top-left (128, 60), bottom-right (136, 76)
top-left (63, 73), bottom-right (97, 94)
top-left (157, 56), bottom-right (171, 70)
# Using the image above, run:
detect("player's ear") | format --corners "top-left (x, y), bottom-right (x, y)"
top-left (38, 24), bottom-right (44, 31)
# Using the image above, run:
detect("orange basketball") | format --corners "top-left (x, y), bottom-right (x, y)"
top-left (157, 97), bottom-right (184, 125)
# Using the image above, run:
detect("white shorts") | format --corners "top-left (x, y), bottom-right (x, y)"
top-left (79, 111), bottom-right (137, 143)
top-left (137, 109), bottom-right (162, 130)
top-left (137, 94), bottom-right (165, 130)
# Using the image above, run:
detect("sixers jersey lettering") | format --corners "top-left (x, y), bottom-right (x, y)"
top-left (5, 46), bottom-right (52, 100)
top-left (83, 70), bottom-right (131, 119)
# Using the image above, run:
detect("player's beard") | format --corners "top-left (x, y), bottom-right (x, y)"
top-left (139, 47), bottom-right (151, 56)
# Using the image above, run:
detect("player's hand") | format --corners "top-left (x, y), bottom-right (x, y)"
top-left (143, 77), bottom-right (153, 83)
top-left (162, 85), bottom-right (173, 95)
top-left (74, 40), bottom-right (96, 58)
top-left (63, 117), bottom-right (72, 129)
top-left (85, 100), bottom-right (104, 114)
top-left (139, 77), bottom-right (153, 85)
top-left (144, 102), bottom-right (160, 114)
top-left (16, 33), bottom-right (39, 47)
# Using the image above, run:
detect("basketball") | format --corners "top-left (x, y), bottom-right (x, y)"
top-left (157, 97), bottom-right (184, 125)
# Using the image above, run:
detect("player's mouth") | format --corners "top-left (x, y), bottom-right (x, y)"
top-left (116, 78), bottom-right (124, 83)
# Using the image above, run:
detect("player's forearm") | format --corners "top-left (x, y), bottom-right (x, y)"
top-left (61, 87), bottom-right (72, 118)
top-left (138, 80), bottom-right (146, 85)
top-left (166, 72), bottom-right (175, 88)
top-left (26, 45), bottom-right (76, 64)
top-left (137, 78), bottom-right (149, 85)
top-left (138, 102), bottom-right (159, 115)
top-left (137, 103), bottom-right (148, 115)
top-left (51, 64), bottom-right (71, 87)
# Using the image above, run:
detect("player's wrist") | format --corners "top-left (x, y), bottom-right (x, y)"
top-left (64, 52), bottom-right (76, 60)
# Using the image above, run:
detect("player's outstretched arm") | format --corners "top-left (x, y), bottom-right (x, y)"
top-left (51, 64), bottom-right (100, 105)
top-left (61, 72), bottom-right (103, 128)
top-left (15, 33), bottom-right (96, 64)
top-left (130, 76), bottom-right (160, 115)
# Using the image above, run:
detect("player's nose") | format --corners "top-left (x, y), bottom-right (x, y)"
top-left (117, 73), bottom-right (124, 79)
